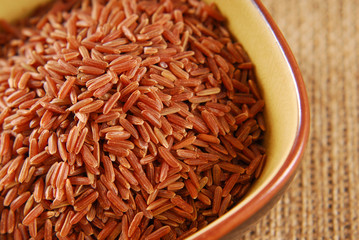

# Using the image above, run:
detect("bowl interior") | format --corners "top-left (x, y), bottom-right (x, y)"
top-left (0, 0), bottom-right (301, 238)
top-left (206, 0), bottom-right (300, 201)
top-left (0, 0), bottom-right (51, 22)
top-left (190, 0), bottom-right (300, 238)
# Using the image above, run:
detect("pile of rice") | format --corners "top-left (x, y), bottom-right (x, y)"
top-left (0, 0), bottom-right (266, 239)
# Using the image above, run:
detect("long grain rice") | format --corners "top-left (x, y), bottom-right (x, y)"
top-left (0, 0), bottom-right (266, 238)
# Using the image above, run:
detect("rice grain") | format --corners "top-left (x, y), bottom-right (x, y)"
top-left (0, 0), bottom-right (266, 238)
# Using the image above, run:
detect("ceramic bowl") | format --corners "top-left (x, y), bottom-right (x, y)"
top-left (0, 0), bottom-right (310, 239)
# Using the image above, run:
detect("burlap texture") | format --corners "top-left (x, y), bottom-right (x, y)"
top-left (224, 0), bottom-right (359, 239)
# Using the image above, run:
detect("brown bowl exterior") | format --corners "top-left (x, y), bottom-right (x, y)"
top-left (0, 0), bottom-right (310, 239)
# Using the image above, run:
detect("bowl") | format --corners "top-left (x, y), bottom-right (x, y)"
top-left (0, 0), bottom-right (310, 239)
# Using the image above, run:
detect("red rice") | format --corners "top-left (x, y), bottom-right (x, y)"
top-left (0, 0), bottom-right (266, 238)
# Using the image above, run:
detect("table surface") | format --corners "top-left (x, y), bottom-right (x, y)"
top-left (224, 0), bottom-right (359, 239)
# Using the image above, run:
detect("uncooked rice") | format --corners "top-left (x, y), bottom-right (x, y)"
top-left (0, 0), bottom-right (267, 239)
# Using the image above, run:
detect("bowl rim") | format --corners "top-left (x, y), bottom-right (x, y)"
top-left (191, 0), bottom-right (310, 239)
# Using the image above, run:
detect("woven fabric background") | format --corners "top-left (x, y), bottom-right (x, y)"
top-left (224, 0), bottom-right (359, 239)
